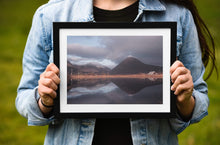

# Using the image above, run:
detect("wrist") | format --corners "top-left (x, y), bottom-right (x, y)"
top-left (177, 96), bottom-right (195, 121)
top-left (38, 98), bottom-right (53, 115)
top-left (40, 98), bottom-right (54, 108)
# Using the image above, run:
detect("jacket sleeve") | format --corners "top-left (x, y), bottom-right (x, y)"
top-left (169, 8), bottom-right (209, 134)
top-left (16, 8), bottom-right (55, 126)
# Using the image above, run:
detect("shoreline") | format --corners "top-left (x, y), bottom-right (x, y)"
top-left (70, 74), bottom-right (163, 80)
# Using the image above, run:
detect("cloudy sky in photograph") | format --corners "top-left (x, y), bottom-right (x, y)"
top-left (67, 36), bottom-right (162, 68)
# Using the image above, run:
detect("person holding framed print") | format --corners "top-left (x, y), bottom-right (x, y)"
top-left (16, 0), bottom-right (217, 145)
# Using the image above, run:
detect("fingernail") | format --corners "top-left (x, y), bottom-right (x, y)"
top-left (171, 85), bottom-right (174, 90)
top-left (174, 91), bottom-right (177, 95)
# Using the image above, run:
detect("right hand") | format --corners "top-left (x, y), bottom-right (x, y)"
top-left (38, 63), bottom-right (60, 113)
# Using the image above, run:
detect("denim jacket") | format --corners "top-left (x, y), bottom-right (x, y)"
top-left (16, 0), bottom-right (209, 145)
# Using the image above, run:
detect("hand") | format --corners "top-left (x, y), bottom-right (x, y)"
top-left (170, 61), bottom-right (195, 120)
top-left (38, 63), bottom-right (60, 114)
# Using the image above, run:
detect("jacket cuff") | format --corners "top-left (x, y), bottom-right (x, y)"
top-left (169, 89), bottom-right (208, 134)
top-left (27, 87), bottom-right (55, 126)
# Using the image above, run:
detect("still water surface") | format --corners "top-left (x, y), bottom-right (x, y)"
top-left (67, 78), bottom-right (162, 104)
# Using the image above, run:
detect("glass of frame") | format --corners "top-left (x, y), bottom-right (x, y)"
top-left (53, 22), bottom-right (176, 118)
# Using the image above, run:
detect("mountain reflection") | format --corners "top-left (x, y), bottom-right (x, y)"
top-left (67, 78), bottom-right (162, 104)
top-left (111, 78), bottom-right (162, 94)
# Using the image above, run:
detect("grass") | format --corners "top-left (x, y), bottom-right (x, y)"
top-left (0, 0), bottom-right (219, 145)
top-left (178, 49), bottom-right (220, 145)
top-left (0, 0), bottom-right (48, 144)
top-left (178, 0), bottom-right (220, 144)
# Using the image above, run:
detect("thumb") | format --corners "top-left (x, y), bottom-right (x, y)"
top-left (45, 63), bottom-right (59, 75)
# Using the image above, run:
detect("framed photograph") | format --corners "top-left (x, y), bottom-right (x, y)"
top-left (53, 22), bottom-right (176, 118)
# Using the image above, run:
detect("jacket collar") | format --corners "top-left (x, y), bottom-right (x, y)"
top-left (69, 0), bottom-right (166, 22)
top-left (139, 0), bottom-right (166, 11)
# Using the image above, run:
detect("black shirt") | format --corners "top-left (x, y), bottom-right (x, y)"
top-left (92, 1), bottom-right (139, 145)
top-left (92, 118), bottom-right (133, 145)
top-left (93, 0), bottom-right (139, 22)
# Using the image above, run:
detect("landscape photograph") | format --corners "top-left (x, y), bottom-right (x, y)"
top-left (67, 36), bottom-right (163, 104)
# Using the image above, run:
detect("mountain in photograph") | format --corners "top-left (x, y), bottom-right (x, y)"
top-left (68, 56), bottom-right (162, 76)
top-left (110, 56), bottom-right (162, 75)
top-left (67, 60), bottom-right (111, 89)
top-left (67, 61), bottom-right (111, 75)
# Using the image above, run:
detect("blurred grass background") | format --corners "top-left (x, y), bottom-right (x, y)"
top-left (0, 0), bottom-right (219, 144)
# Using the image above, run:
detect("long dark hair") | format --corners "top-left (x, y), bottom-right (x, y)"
top-left (162, 0), bottom-right (217, 80)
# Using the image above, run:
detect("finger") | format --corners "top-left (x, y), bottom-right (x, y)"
top-left (170, 60), bottom-right (184, 75)
top-left (171, 74), bottom-right (188, 91)
top-left (171, 67), bottom-right (189, 83)
top-left (176, 87), bottom-right (193, 103)
top-left (174, 81), bottom-right (193, 95)
top-left (44, 71), bottom-right (60, 85)
top-left (40, 78), bottom-right (58, 91)
top-left (174, 84), bottom-right (184, 95)
top-left (45, 63), bottom-right (59, 75)
top-left (38, 84), bottom-right (57, 99)
top-left (40, 71), bottom-right (46, 79)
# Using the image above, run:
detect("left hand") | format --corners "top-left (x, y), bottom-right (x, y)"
top-left (170, 60), bottom-right (195, 120)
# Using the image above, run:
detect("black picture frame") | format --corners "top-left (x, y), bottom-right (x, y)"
top-left (53, 22), bottom-right (176, 118)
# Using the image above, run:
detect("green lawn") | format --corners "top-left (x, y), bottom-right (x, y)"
top-left (0, 0), bottom-right (219, 145)
top-left (178, 1), bottom-right (220, 144)
top-left (0, 0), bottom-right (48, 144)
